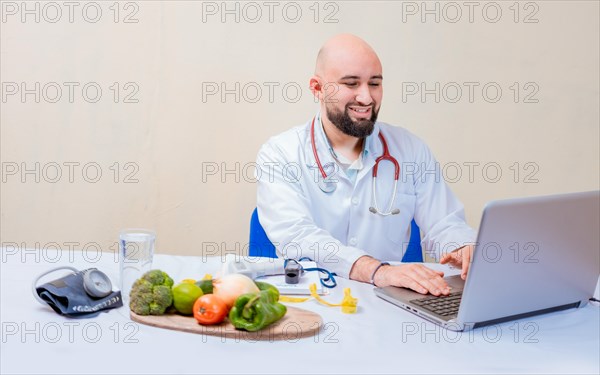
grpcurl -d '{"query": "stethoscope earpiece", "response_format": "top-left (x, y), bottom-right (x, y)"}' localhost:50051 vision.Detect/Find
top-left (369, 206), bottom-right (400, 216)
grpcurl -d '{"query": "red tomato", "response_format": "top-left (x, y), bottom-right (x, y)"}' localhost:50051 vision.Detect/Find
top-left (193, 294), bottom-right (228, 325)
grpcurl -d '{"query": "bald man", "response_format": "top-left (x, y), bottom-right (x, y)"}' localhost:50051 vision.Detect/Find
top-left (256, 34), bottom-right (476, 296)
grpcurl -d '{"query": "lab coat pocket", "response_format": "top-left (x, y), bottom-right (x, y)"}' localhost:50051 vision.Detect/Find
top-left (385, 193), bottom-right (417, 247)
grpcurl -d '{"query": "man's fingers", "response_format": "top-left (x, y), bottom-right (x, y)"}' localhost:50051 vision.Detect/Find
top-left (460, 245), bottom-right (473, 280)
top-left (389, 264), bottom-right (451, 295)
top-left (461, 256), bottom-right (470, 280)
top-left (415, 278), bottom-right (442, 296)
top-left (441, 251), bottom-right (462, 266)
top-left (411, 266), bottom-right (449, 296)
top-left (407, 278), bottom-right (445, 296)
top-left (405, 278), bottom-right (428, 294)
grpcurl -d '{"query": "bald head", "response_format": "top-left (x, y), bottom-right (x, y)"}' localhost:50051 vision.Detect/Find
top-left (315, 34), bottom-right (382, 76)
top-left (310, 34), bottom-right (384, 141)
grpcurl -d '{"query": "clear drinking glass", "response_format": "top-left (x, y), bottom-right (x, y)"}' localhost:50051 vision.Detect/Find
top-left (119, 229), bottom-right (155, 303)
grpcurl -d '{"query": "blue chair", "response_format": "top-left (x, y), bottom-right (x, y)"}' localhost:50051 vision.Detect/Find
top-left (249, 208), bottom-right (423, 262)
top-left (249, 208), bottom-right (278, 258)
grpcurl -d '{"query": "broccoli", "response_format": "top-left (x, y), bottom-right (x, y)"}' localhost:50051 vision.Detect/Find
top-left (129, 270), bottom-right (174, 315)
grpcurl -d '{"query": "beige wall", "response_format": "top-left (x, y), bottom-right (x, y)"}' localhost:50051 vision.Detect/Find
top-left (1, 1), bottom-right (598, 257)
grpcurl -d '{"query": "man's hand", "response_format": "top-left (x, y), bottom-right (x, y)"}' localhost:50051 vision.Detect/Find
top-left (375, 263), bottom-right (450, 296)
top-left (440, 245), bottom-right (474, 280)
top-left (350, 256), bottom-right (450, 296)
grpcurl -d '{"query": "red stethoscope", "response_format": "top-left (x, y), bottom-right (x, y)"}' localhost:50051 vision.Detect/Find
top-left (310, 116), bottom-right (400, 216)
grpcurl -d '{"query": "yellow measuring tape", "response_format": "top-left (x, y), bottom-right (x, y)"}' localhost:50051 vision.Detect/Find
top-left (279, 283), bottom-right (358, 314)
top-left (181, 277), bottom-right (357, 314)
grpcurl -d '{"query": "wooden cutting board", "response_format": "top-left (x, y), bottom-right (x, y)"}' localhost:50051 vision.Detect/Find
top-left (131, 306), bottom-right (322, 341)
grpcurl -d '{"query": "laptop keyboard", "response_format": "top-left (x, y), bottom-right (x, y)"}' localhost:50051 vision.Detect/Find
top-left (410, 292), bottom-right (463, 317)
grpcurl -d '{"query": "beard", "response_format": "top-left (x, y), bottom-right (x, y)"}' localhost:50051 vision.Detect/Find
top-left (325, 103), bottom-right (379, 138)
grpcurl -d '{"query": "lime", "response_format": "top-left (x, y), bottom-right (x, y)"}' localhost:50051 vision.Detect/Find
top-left (172, 283), bottom-right (203, 315)
top-left (195, 279), bottom-right (213, 295)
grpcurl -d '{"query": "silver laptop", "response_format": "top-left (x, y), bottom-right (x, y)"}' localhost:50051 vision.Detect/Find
top-left (374, 190), bottom-right (600, 331)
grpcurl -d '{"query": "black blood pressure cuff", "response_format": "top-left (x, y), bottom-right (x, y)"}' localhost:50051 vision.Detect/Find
top-left (36, 271), bottom-right (122, 318)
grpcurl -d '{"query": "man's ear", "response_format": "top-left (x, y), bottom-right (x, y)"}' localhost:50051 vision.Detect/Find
top-left (309, 77), bottom-right (322, 100)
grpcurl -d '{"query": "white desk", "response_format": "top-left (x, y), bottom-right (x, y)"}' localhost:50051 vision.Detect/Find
top-left (1, 249), bottom-right (599, 374)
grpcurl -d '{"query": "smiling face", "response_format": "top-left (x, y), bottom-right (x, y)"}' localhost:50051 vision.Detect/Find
top-left (311, 35), bottom-right (383, 139)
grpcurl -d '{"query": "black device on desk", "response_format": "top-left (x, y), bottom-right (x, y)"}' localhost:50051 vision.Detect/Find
top-left (32, 267), bottom-right (123, 317)
top-left (285, 260), bottom-right (301, 284)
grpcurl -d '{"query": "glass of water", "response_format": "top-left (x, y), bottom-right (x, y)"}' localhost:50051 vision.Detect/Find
top-left (119, 229), bottom-right (155, 304)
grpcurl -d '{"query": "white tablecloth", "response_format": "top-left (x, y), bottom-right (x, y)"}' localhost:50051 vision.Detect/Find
top-left (1, 248), bottom-right (599, 374)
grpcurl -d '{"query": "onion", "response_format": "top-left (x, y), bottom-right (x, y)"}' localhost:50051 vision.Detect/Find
top-left (213, 274), bottom-right (259, 308)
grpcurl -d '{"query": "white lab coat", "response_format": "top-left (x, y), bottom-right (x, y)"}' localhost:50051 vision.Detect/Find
top-left (256, 115), bottom-right (476, 278)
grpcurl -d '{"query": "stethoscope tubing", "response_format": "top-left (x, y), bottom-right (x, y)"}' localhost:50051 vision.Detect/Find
top-left (310, 116), bottom-right (401, 215)
top-left (310, 117), bottom-right (328, 179)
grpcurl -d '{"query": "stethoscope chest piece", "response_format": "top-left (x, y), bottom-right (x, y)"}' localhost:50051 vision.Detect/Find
top-left (318, 177), bottom-right (337, 193)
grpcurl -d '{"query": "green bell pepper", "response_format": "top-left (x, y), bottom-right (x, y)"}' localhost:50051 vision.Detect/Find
top-left (228, 288), bottom-right (287, 332)
top-left (254, 281), bottom-right (280, 299)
